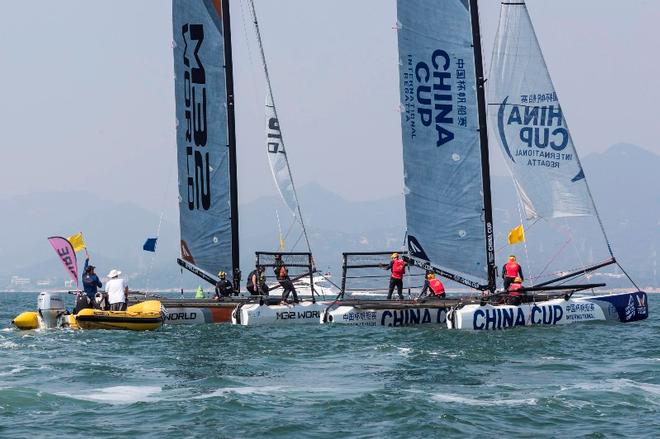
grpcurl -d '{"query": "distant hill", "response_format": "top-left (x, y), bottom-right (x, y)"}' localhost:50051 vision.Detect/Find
top-left (1, 143), bottom-right (657, 290)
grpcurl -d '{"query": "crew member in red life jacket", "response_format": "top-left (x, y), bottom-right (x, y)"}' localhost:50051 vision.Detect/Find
top-left (502, 255), bottom-right (524, 291)
top-left (420, 273), bottom-right (446, 299)
top-left (383, 252), bottom-right (407, 300)
top-left (507, 276), bottom-right (524, 305)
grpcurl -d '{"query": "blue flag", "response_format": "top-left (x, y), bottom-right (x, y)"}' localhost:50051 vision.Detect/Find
top-left (143, 238), bottom-right (158, 252)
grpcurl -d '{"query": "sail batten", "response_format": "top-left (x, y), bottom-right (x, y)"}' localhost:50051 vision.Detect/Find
top-left (488, 2), bottom-right (595, 220)
top-left (172, 0), bottom-right (234, 278)
top-left (397, 0), bottom-right (489, 286)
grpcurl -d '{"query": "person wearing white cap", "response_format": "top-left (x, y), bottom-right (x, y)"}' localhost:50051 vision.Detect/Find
top-left (105, 269), bottom-right (128, 311)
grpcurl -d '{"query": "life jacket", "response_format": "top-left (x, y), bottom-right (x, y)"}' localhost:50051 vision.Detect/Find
top-left (504, 261), bottom-right (521, 278)
top-left (429, 278), bottom-right (445, 296)
top-left (391, 259), bottom-right (406, 279)
top-left (508, 282), bottom-right (523, 296)
top-left (195, 287), bottom-right (205, 299)
top-left (246, 270), bottom-right (257, 288)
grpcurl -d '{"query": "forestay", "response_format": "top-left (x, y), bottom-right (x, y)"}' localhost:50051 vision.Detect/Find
top-left (172, 0), bottom-right (233, 276)
top-left (397, 0), bottom-right (488, 285)
top-left (488, 1), bottom-right (594, 220)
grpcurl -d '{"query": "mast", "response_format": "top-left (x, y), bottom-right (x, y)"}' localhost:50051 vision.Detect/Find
top-left (468, 0), bottom-right (497, 292)
top-left (221, 0), bottom-right (240, 287)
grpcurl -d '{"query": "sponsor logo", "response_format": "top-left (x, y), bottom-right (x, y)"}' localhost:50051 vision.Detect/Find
top-left (381, 308), bottom-right (446, 327)
top-left (636, 294), bottom-right (648, 316)
top-left (472, 304), bottom-right (564, 330)
top-left (401, 50), bottom-right (468, 146)
top-left (342, 311), bottom-right (377, 325)
top-left (496, 94), bottom-right (581, 179)
top-left (624, 296), bottom-right (636, 321)
top-left (267, 114), bottom-right (283, 154)
top-left (275, 310), bottom-right (321, 320)
top-left (164, 311), bottom-right (199, 322)
top-left (180, 23), bottom-right (211, 210)
top-left (56, 247), bottom-right (77, 280)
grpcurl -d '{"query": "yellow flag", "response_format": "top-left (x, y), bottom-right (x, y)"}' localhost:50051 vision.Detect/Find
top-left (67, 232), bottom-right (86, 252)
top-left (507, 225), bottom-right (525, 245)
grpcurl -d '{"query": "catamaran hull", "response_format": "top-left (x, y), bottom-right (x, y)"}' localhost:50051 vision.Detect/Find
top-left (232, 302), bottom-right (329, 326)
top-left (162, 306), bottom-right (234, 325)
top-left (321, 305), bottom-right (450, 327)
top-left (448, 291), bottom-right (648, 330)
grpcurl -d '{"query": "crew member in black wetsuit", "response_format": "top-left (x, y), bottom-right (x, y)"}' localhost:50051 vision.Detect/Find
top-left (213, 271), bottom-right (234, 299)
top-left (274, 255), bottom-right (299, 304)
top-left (246, 265), bottom-right (268, 296)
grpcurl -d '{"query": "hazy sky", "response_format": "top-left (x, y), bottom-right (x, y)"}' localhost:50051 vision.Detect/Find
top-left (1, 0), bottom-right (658, 214)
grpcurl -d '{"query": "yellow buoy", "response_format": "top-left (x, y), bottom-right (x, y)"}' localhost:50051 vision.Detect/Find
top-left (12, 311), bottom-right (39, 330)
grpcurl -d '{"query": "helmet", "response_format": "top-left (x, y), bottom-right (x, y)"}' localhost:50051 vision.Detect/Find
top-left (514, 276), bottom-right (522, 283)
top-left (218, 271), bottom-right (226, 278)
top-left (391, 252), bottom-right (399, 259)
top-left (427, 273), bottom-right (435, 280)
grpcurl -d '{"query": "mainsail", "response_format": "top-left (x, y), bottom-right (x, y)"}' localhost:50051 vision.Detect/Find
top-left (488, 1), bottom-right (594, 220)
top-left (397, 0), bottom-right (494, 288)
top-left (172, 0), bottom-right (238, 279)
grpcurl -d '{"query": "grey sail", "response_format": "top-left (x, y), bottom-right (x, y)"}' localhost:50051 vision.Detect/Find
top-left (172, 0), bottom-right (233, 277)
top-left (397, 0), bottom-right (489, 285)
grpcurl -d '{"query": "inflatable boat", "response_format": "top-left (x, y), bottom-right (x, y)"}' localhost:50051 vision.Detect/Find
top-left (11, 292), bottom-right (163, 331)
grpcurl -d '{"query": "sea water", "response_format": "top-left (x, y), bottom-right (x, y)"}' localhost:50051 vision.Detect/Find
top-left (0, 291), bottom-right (658, 438)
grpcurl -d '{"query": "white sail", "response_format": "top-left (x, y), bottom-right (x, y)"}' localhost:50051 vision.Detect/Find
top-left (265, 91), bottom-right (299, 219)
top-left (488, 2), bottom-right (594, 220)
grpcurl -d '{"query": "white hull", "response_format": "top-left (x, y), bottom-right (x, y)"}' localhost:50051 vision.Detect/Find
top-left (231, 301), bottom-right (330, 326)
top-left (448, 291), bottom-right (648, 330)
top-left (322, 305), bottom-right (449, 327)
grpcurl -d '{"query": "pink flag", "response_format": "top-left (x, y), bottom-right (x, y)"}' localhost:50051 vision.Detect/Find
top-left (47, 236), bottom-right (79, 289)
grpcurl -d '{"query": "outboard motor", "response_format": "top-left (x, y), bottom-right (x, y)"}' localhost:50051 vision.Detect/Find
top-left (37, 292), bottom-right (67, 329)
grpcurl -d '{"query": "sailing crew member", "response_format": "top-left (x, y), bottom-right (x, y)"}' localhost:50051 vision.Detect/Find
top-left (81, 257), bottom-right (102, 307)
top-left (214, 272), bottom-right (234, 299)
top-left (507, 276), bottom-right (524, 306)
top-left (383, 253), bottom-right (407, 300)
top-left (246, 265), bottom-right (268, 296)
top-left (195, 285), bottom-right (205, 299)
top-left (502, 255), bottom-right (524, 291)
top-left (420, 272), bottom-right (446, 299)
top-left (105, 269), bottom-right (128, 311)
top-left (274, 254), bottom-right (299, 304)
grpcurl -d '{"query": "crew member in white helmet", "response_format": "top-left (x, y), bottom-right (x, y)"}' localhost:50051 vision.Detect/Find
top-left (105, 269), bottom-right (129, 311)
